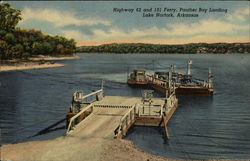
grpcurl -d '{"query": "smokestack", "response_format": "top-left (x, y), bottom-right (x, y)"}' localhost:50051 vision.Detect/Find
top-left (187, 60), bottom-right (192, 76)
top-left (208, 68), bottom-right (213, 88)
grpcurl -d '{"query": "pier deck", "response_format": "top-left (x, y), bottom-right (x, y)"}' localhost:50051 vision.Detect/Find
top-left (93, 96), bottom-right (165, 113)
top-left (68, 95), bottom-right (167, 137)
top-left (67, 89), bottom-right (178, 139)
top-left (68, 107), bottom-right (128, 138)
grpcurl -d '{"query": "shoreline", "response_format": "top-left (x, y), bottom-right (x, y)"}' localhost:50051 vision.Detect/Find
top-left (0, 62), bottom-right (65, 72)
top-left (76, 52), bottom-right (249, 55)
top-left (1, 137), bottom-right (173, 161)
top-left (30, 55), bottom-right (80, 61)
top-left (1, 136), bottom-right (245, 161)
top-left (0, 55), bottom-right (80, 72)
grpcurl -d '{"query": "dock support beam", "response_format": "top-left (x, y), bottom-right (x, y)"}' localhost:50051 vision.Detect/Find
top-left (163, 114), bottom-right (170, 139)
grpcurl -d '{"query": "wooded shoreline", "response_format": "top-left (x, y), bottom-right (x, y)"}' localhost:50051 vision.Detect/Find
top-left (77, 42), bottom-right (250, 54)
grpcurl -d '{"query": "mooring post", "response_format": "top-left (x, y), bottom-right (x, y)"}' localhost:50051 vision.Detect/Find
top-left (134, 104), bottom-right (138, 118)
top-left (163, 113), bottom-right (170, 140)
top-left (142, 101), bottom-right (145, 114)
top-left (165, 126), bottom-right (170, 139)
top-left (149, 100), bottom-right (151, 115)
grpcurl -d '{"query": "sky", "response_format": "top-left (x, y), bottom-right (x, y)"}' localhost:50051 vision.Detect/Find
top-left (8, 1), bottom-right (250, 46)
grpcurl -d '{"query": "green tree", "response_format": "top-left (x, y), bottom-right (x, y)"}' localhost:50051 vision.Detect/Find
top-left (22, 52), bottom-right (30, 59)
top-left (0, 40), bottom-right (10, 59)
top-left (11, 44), bottom-right (24, 58)
top-left (0, 3), bottom-right (22, 31)
top-left (0, 3), bottom-right (77, 60)
top-left (32, 42), bottom-right (43, 55)
top-left (5, 33), bottom-right (16, 44)
top-left (55, 44), bottom-right (66, 55)
top-left (41, 42), bottom-right (54, 54)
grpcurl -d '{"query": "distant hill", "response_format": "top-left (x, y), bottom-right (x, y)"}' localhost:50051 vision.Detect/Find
top-left (77, 42), bottom-right (250, 54)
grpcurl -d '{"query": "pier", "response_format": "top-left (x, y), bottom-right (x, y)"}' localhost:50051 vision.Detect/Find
top-left (66, 84), bottom-right (178, 139)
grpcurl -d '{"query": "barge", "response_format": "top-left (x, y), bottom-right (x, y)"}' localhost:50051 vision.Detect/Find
top-left (127, 60), bottom-right (214, 96)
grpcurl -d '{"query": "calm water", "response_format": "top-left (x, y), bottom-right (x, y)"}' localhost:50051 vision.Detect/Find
top-left (0, 53), bottom-right (250, 159)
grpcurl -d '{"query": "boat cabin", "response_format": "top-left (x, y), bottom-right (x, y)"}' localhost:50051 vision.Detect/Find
top-left (130, 69), bottom-right (146, 82)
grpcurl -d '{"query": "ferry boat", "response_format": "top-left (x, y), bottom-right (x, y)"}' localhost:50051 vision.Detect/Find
top-left (127, 69), bottom-right (149, 87)
top-left (151, 60), bottom-right (214, 95)
top-left (128, 60), bottom-right (214, 96)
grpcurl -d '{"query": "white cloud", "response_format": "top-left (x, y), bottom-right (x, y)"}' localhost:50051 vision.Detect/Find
top-left (91, 28), bottom-right (129, 39)
top-left (82, 18), bottom-right (249, 42)
top-left (21, 8), bottom-right (111, 27)
top-left (227, 6), bottom-right (250, 22)
top-left (21, 7), bottom-right (248, 45)
top-left (82, 6), bottom-right (249, 42)
top-left (166, 19), bottom-right (248, 36)
top-left (62, 29), bottom-right (89, 41)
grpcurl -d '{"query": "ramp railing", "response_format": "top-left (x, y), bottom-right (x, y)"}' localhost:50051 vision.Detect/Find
top-left (166, 93), bottom-right (177, 110)
top-left (114, 104), bottom-right (137, 138)
top-left (67, 104), bottom-right (93, 134)
top-left (81, 89), bottom-right (103, 101)
top-left (147, 74), bottom-right (167, 86)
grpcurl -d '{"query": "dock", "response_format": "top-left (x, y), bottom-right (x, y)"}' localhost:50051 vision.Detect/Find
top-left (66, 85), bottom-right (178, 139)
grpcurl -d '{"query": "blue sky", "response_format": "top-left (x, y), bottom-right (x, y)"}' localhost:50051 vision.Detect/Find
top-left (9, 1), bottom-right (250, 46)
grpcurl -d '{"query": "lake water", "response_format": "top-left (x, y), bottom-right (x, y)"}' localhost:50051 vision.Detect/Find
top-left (0, 53), bottom-right (250, 159)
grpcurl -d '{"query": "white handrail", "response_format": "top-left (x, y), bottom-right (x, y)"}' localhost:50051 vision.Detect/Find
top-left (67, 104), bottom-right (93, 134)
top-left (120, 105), bottom-right (136, 123)
top-left (81, 89), bottom-right (103, 100)
top-left (115, 105), bottom-right (136, 136)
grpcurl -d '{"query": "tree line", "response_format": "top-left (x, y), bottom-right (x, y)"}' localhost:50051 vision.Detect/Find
top-left (77, 42), bottom-right (250, 54)
top-left (0, 3), bottom-right (76, 60)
